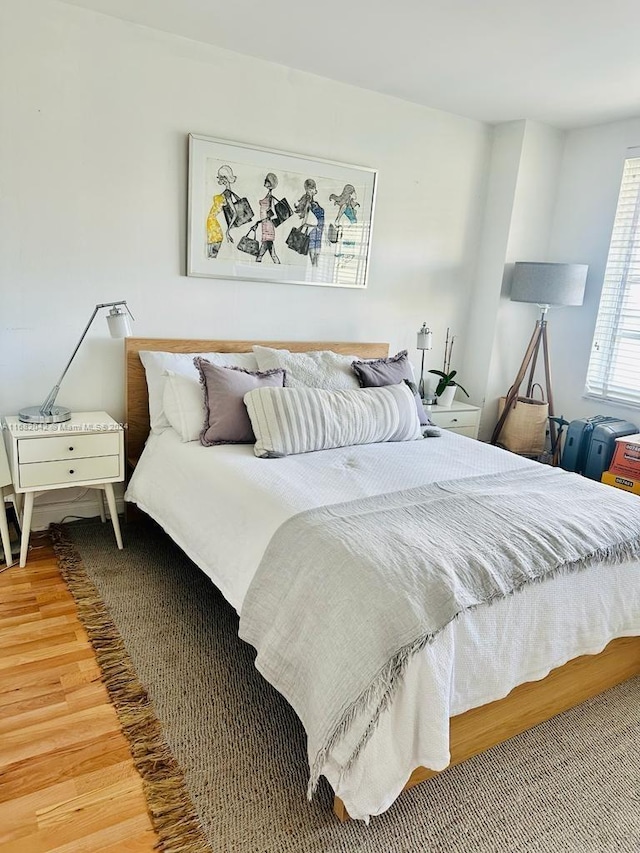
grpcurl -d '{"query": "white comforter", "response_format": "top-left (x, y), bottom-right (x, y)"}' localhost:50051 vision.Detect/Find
top-left (126, 429), bottom-right (640, 820)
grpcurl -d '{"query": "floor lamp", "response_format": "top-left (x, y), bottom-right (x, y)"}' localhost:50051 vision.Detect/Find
top-left (491, 262), bottom-right (588, 456)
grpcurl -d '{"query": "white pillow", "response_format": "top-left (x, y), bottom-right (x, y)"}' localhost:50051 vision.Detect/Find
top-left (244, 382), bottom-right (422, 458)
top-left (162, 370), bottom-right (205, 442)
top-left (139, 350), bottom-right (259, 434)
top-left (252, 345), bottom-right (361, 391)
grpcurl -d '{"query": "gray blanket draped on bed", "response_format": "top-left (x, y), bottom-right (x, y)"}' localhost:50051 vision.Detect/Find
top-left (238, 466), bottom-right (640, 794)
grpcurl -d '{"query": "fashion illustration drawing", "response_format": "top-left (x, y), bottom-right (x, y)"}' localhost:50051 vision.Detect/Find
top-left (294, 178), bottom-right (325, 266)
top-left (256, 172), bottom-right (280, 263)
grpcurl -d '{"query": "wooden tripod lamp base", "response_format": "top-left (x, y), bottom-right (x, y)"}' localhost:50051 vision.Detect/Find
top-left (491, 306), bottom-right (556, 450)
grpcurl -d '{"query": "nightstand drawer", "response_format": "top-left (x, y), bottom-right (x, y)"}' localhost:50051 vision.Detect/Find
top-left (429, 409), bottom-right (478, 430)
top-left (17, 432), bottom-right (120, 464)
top-left (448, 426), bottom-right (478, 438)
top-left (19, 455), bottom-right (120, 488)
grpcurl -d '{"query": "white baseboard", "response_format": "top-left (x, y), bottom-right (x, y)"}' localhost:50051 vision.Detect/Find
top-left (29, 491), bottom-right (126, 531)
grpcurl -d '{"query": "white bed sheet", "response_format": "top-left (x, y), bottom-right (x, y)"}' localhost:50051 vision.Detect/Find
top-left (126, 429), bottom-right (640, 820)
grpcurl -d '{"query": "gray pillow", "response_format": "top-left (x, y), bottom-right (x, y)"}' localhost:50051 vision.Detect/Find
top-left (351, 350), bottom-right (430, 426)
top-left (194, 358), bottom-right (286, 446)
top-left (244, 383), bottom-right (422, 458)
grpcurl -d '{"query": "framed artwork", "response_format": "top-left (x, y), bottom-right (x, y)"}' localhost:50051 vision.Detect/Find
top-left (187, 134), bottom-right (377, 289)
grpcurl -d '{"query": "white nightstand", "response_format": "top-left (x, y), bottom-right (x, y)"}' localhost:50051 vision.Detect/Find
top-left (426, 400), bottom-right (481, 439)
top-left (3, 411), bottom-right (124, 567)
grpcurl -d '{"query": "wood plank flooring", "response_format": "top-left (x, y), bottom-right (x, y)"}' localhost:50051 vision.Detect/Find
top-left (0, 533), bottom-right (159, 852)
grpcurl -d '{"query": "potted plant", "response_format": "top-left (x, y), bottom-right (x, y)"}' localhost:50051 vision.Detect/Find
top-left (429, 328), bottom-right (469, 406)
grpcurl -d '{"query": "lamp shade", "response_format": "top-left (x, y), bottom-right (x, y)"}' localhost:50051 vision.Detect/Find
top-left (106, 306), bottom-right (132, 338)
top-left (510, 262), bottom-right (588, 307)
top-left (416, 322), bottom-right (433, 351)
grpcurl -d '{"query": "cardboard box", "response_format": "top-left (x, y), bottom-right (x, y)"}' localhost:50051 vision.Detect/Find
top-left (601, 470), bottom-right (640, 495)
top-left (609, 433), bottom-right (640, 478)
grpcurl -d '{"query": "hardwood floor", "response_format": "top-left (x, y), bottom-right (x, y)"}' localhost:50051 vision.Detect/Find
top-left (0, 533), bottom-right (159, 852)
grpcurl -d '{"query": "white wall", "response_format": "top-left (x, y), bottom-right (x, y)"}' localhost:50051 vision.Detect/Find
top-left (461, 121), bottom-right (524, 421)
top-left (0, 0), bottom-right (490, 420)
top-left (548, 118), bottom-right (640, 425)
top-left (460, 120), bottom-right (565, 440)
top-left (0, 0), bottom-right (491, 521)
top-left (482, 121), bottom-right (565, 439)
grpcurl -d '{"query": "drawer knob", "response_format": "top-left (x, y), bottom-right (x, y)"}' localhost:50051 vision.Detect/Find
top-left (69, 469), bottom-right (75, 475)
top-left (451, 418), bottom-right (458, 423)
top-left (68, 446), bottom-right (74, 451)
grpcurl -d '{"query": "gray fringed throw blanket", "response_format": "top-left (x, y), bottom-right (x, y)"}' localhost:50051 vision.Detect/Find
top-left (238, 466), bottom-right (640, 794)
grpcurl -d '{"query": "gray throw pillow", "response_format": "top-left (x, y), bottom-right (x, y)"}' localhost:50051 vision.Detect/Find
top-left (194, 358), bottom-right (286, 446)
top-left (245, 383), bottom-right (422, 458)
top-left (351, 350), bottom-right (430, 426)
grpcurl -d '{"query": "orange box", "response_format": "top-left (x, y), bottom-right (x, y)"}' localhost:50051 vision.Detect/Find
top-left (609, 433), bottom-right (640, 478)
top-left (601, 470), bottom-right (640, 495)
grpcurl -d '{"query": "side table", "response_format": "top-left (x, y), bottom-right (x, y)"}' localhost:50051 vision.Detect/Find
top-left (3, 411), bottom-right (124, 567)
top-left (426, 400), bottom-right (482, 439)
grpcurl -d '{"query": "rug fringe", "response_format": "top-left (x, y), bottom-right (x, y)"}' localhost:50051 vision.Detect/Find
top-left (50, 523), bottom-right (213, 853)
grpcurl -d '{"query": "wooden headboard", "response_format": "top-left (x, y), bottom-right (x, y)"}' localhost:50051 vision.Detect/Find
top-left (125, 337), bottom-right (389, 467)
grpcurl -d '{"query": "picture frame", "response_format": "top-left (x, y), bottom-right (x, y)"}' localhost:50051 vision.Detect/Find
top-left (187, 134), bottom-right (377, 289)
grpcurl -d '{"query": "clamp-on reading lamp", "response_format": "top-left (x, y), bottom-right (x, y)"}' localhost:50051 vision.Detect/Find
top-left (19, 301), bottom-right (134, 424)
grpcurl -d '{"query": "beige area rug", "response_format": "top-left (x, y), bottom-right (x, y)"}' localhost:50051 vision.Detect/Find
top-left (53, 518), bottom-right (640, 853)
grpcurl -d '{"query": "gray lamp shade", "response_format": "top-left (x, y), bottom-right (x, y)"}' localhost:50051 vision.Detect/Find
top-left (510, 262), bottom-right (588, 307)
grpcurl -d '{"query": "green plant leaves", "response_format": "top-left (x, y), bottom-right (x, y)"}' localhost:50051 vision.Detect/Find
top-left (427, 368), bottom-right (469, 397)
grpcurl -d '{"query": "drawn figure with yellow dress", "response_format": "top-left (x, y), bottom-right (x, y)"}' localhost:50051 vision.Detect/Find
top-left (206, 193), bottom-right (225, 258)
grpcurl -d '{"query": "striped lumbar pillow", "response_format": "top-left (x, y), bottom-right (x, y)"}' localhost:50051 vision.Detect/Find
top-left (244, 382), bottom-right (422, 458)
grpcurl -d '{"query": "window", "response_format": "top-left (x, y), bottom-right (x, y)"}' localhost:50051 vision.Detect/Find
top-left (586, 156), bottom-right (640, 407)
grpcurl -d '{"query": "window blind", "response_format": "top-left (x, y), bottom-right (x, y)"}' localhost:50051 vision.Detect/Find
top-left (585, 156), bottom-right (640, 407)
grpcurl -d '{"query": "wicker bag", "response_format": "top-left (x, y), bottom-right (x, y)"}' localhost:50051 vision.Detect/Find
top-left (497, 384), bottom-right (549, 455)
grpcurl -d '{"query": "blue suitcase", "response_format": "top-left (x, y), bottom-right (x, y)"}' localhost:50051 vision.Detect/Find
top-left (561, 416), bottom-right (619, 474)
top-left (583, 419), bottom-right (638, 480)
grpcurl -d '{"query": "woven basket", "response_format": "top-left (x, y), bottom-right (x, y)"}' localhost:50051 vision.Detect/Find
top-left (497, 385), bottom-right (548, 455)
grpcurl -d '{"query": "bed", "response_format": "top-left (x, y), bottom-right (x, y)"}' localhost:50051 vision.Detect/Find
top-left (123, 337), bottom-right (640, 822)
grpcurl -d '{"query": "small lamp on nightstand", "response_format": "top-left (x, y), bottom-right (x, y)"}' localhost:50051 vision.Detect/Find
top-left (416, 322), bottom-right (433, 401)
top-left (19, 300), bottom-right (134, 425)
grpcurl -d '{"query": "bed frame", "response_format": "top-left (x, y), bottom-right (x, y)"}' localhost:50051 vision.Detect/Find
top-left (124, 337), bottom-right (640, 822)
